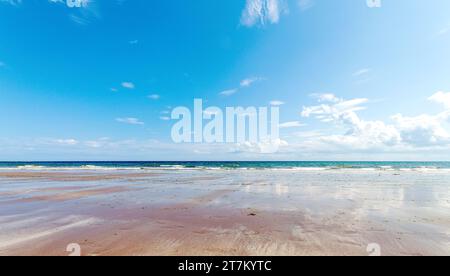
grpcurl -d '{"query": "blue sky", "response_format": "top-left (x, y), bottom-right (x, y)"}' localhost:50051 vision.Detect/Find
top-left (1, 0), bottom-right (450, 161)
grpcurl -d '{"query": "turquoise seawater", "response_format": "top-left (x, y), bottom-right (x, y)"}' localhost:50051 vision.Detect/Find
top-left (0, 161), bottom-right (450, 170)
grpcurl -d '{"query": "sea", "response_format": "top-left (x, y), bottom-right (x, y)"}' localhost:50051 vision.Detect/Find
top-left (0, 161), bottom-right (450, 171)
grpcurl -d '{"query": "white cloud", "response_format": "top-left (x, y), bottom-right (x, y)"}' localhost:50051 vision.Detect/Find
top-left (148, 94), bottom-right (160, 100)
top-left (302, 94), bottom-right (369, 123)
top-left (319, 120), bottom-right (401, 150)
top-left (279, 121), bottom-right (305, 129)
top-left (390, 92), bottom-right (450, 146)
top-left (270, 100), bottom-right (285, 106)
top-left (84, 137), bottom-right (112, 148)
top-left (84, 141), bottom-right (102, 148)
top-left (302, 94), bottom-right (401, 149)
top-left (352, 68), bottom-right (371, 77)
top-left (310, 93), bottom-right (341, 103)
top-left (240, 77), bottom-right (263, 87)
top-left (436, 26), bottom-right (450, 37)
top-left (428, 91), bottom-right (450, 109)
top-left (0, 0), bottom-right (22, 5)
top-left (219, 89), bottom-right (238, 96)
top-left (240, 0), bottom-right (287, 27)
top-left (69, 14), bottom-right (90, 25)
top-left (67, 0), bottom-right (100, 26)
top-left (392, 113), bottom-right (450, 146)
top-left (301, 92), bottom-right (450, 150)
top-left (53, 139), bottom-right (79, 146)
top-left (121, 82), bottom-right (135, 89)
top-left (116, 117), bottom-right (144, 125)
top-left (220, 77), bottom-right (263, 96)
top-left (232, 138), bottom-right (288, 154)
top-left (298, 0), bottom-right (313, 11)
top-left (160, 116), bottom-right (170, 121)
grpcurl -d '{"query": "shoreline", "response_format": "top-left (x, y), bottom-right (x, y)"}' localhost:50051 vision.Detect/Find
top-left (1, 169), bottom-right (449, 256)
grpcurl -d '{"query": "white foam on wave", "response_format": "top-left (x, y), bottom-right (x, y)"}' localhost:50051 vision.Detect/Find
top-left (17, 165), bottom-right (47, 170)
top-left (0, 165), bottom-right (144, 171)
top-left (2, 164), bottom-right (450, 173)
top-left (270, 167), bottom-right (329, 171)
top-left (79, 165), bottom-right (142, 171)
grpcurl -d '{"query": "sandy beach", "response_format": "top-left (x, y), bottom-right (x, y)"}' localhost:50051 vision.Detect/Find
top-left (0, 168), bottom-right (449, 256)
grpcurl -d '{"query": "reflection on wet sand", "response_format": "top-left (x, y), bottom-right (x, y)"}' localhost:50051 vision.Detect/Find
top-left (0, 169), bottom-right (449, 256)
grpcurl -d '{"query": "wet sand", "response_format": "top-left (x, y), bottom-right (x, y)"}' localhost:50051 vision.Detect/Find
top-left (0, 169), bottom-right (449, 256)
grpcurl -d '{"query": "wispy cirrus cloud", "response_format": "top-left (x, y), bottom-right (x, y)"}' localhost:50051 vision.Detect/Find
top-left (147, 94), bottom-right (160, 100)
top-left (53, 138), bottom-right (79, 146)
top-left (240, 0), bottom-right (287, 27)
top-left (279, 121), bottom-right (305, 129)
top-left (352, 68), bottom-right (373, 84)
top-left (69, 14), bottom-right (91, 25)
top-left (0, 0), bottom-right (22, 5)
top-left (47, 0), bottom-right (100, 25)
top-left (121, 82), bottom-right (135, 89)
top-left (298, 0), bottom-right (314, 11)
top-left (219, 89), bottom-right (238, 96)
top-left (48, 0), bottom-right (65, 4)
top-left (270, 100), bottom-right (285, 106)
top-left (240, 76), bottom-right (263, 87)
top-left (116, 117), bottom-right (144, 125)
top-left (310, 93), bottom-right (341, 103)
top-left (220, 77), bottom-right (264, 97)
top-left (352, 68), bottom-right (371, 77)
top-left (435, 26), bottom-right (450, 37)
top-left (302, 95), bottom-right (370, 123)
